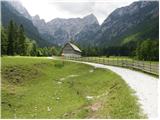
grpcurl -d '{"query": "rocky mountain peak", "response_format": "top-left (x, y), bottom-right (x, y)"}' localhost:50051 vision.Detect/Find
top-left (83, 13), bottom-right (99, 25)
top-left (33, 15), bottom-right (40, 20)
top-left (102, 1), bottom-right (158, 26)
top-left (32, 13), bottom-right (100, 45)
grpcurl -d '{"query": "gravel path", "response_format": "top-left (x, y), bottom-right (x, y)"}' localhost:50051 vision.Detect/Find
top-left (50, 57), bottom-right (158, 118)
top-left (71, 61), bottom-right (158, 118)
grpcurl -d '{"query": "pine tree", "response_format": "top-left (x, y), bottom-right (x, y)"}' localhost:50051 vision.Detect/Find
top-left (18, 24), bottom-right (26, 55)
top-left (13, 23), bottom-right (19, 55)
top-left (7, 20), bottom-right (15, 55)
top-left (30, 42), bottom-right (37, 56)
top-left (1, 27), bottom-right (8, 55)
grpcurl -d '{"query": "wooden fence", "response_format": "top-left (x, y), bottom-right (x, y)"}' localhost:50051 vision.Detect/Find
top-left (64, 56), bottom-right (159, 76)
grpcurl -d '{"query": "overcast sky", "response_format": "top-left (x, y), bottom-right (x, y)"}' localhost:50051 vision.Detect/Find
top-left (18, 0), bottom-right (140, 24)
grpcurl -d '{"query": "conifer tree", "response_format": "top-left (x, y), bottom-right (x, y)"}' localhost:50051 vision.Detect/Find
top-left (7, 20), bottom-right (15, 55)
top-left (13, 23), bottom-right (19, 55)
top-left (1, 27), bottom-right (8, 55)
top-left (18, 24), bottom-right (26, 55)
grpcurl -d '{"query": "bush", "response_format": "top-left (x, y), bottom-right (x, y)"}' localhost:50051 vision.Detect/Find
top-left (54, 61), bottom-right (64, 68)
top-left (136, 40), bottom-right (159, 61)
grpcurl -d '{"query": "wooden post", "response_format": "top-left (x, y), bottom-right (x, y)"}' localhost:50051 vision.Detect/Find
top-left (103, 57), bottom-right (104, 64)
top-left (143, 60), bottom-right (144, 71)
top-left (112, 57), bottom-right (114, 65)
top-left (122, 58), bottom-right (123, 67)
top-left (132, 58), bottom-right (134, 69)
top-left (150, 61), bottom-right (151, 72)
top-left (62, 55), bottom-right (64, 65)
top-left (126, 58), bottom-right (128, 68)
top-left (108, 57), bottom-right (109, 65)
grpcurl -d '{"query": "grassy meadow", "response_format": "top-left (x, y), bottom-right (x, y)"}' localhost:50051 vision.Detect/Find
top-left (1, 56), bottom-right (145, 118)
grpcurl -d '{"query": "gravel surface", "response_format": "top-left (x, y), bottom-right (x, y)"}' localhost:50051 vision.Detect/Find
top-left (81, 62), bottom-right (158, 119)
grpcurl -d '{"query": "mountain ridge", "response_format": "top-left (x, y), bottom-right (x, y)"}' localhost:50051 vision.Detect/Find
top-left (32, 13), bottom-right (100, 45)
top-left (94, 1), bottom-right (159, 47)
top-left (2, 1), bottom-right (159, 48)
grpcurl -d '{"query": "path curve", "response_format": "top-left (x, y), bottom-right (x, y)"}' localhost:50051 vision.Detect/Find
top-left (67, 60), bottom-right (158, 118)
top-left (50, 57), bottom-right (158, 118)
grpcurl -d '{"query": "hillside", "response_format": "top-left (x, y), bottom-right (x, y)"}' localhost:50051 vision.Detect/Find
top-left (94, 1), bottom-right (159, 47)
top-left (1, 1), bottom-right (51, 47)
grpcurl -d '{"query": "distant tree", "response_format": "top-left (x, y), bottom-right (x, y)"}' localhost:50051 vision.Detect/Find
top-left (43, 47), bottom-right (48, 56)
top-left (30, 42), bottom-right (37, 56)
top-left (136, 40), bottom-right (159, 61)
top-left (1, 27), bottom-right (8, 55)
top-left (7, 20), bottom-right (15, 55)
top-left (151, 41), bottom-right (159, 61)
top-left (24, 38), bottom-right (36, 56)
top-left (13, 23), bottom-right (19, 55)
top-left (49, 47), bottom-right (58, 56)
top-left (37, 48), bottom-right (43, 56)
top-left (18, 24), bottom-right (26, 55)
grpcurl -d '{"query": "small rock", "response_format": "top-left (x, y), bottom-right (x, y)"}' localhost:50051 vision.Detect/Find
top-left (60, 78), bottom-right (65, 81)
top-left (35, 106), bottom-right (37, 110)
top-left (57, 81), bottom-right (62, 84)
top-left (86, 96), bottom-right (93, 100)
top-left (89, 69), bottom-right (94, 73)
top-left (56, 97), bottom-right (60, 100)
top-left (47, 106), bottom-right (51, 112)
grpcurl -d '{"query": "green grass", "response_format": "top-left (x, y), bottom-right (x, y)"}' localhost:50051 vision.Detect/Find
top-left (122, 33), bottom-right (140, 45)
top-left (1, 56), bottom-right (145, 119)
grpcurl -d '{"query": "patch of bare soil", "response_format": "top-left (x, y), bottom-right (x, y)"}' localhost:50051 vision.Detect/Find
top-left (2, 65), bottom-right (40, 85)
top-left (89, 102), bottom-right (102, 112)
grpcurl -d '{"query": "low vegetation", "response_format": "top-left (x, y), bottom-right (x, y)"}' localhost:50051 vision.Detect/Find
top-left (1, 57), bottom-right (145, 118)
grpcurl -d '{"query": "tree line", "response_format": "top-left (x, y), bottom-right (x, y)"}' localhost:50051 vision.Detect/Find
top-left (80, 40), bottom-right (159, 61)
top-left (1, 20), bottom-right (58, 56)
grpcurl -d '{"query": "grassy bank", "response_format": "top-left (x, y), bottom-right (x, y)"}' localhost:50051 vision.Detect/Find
top-left (1, 56), bottom-right (145, 118)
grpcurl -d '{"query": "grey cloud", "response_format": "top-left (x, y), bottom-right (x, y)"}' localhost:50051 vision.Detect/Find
top-left (52, 2), bottom-right (95, 15)
top-left (50, 1), bottom-right (135, 24)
